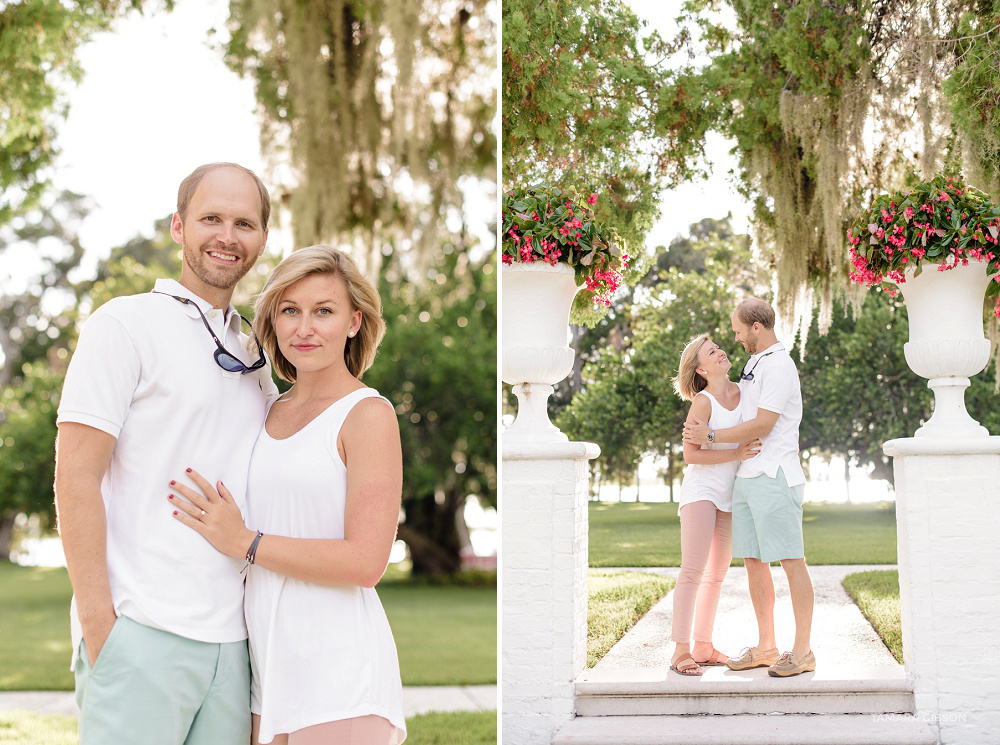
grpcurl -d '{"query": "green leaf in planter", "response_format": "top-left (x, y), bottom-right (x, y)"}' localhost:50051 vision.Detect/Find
top-left (927, 245), bottom-right (944, 258)
top-left (581, 250), bottom-right (597, 266)
top-left (913, 264), bottom-right (923, 278)
top-left (512, 201), bottom-right (529, 212)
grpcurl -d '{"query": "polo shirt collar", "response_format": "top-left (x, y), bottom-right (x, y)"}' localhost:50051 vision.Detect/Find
top-left (756, 341), bottom-right (784, 358)
top-left (152, 278), bottom-right (242, 334)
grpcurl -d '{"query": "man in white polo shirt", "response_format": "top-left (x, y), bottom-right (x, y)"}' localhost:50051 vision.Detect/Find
top-left (683, 297), bottom-right (816, 677)
top-left (54, 162), bottom-right (278, 744)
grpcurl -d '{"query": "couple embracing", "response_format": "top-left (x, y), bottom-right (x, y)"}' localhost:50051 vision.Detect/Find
top-left (668, 297), bottom-right (816, 679)
top-left (55, 163), bottom-right (406, 744)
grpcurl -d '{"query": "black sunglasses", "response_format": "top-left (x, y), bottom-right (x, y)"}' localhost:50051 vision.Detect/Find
top-left (739, 350), bottom-right (776, 382)
top-left (153, 291), bottom-right (266, 374)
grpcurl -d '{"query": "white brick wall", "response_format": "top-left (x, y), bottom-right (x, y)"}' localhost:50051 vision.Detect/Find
top-left (502, 441), bottom-right (600, 745)
top-left (885, 438), bottom-right (1000, 744)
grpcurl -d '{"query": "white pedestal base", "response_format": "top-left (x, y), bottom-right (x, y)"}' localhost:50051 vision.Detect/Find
top-left (505, 383), bottom-right (569, 444)
top-left (916, 377), bottom-right (989, 438)
top-left (501, 441), bottom-right (600, 745)
top-left (884, 437), bottom-right (1000, 743)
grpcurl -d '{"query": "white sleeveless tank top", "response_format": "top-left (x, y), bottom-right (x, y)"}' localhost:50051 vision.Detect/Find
top-left (678, 389), bottom-right (743, 512)
top-left (243, 388), bottom-right (406, 744)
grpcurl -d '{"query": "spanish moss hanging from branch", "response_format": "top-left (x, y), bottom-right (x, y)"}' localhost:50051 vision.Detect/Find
top-left (226, 0), bottom-right (495, 273)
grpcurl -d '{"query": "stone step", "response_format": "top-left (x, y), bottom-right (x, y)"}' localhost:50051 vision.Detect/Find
top-left (576, 664), bottom-right (915, 716)
top-left (551, 713), bottom-right (939, 745)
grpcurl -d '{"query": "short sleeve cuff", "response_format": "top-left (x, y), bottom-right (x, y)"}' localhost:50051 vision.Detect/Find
top-left (758, 403), bottom-right (783, 414)
top-left (56, 411), bottom-right (123, 439)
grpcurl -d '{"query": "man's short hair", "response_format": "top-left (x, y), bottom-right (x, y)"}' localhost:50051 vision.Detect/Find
top-left (177, 162), bottom-right (271, 230)
top-left (735, 297), bottom-right (775, 330)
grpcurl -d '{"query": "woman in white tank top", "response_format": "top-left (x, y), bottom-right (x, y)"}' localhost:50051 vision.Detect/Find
top-left (169, 246), bottom-right (406, 744)
top-left (669, 333), bottom-right (760, 677)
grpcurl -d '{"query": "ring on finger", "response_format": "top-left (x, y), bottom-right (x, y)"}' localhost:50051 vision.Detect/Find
top-left (200, 509), bottom-right (206, 517)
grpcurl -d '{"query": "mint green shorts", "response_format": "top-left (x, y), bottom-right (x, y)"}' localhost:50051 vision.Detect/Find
top-left (731, 468), bottom-right (805, 563)
top-left (75, 615), bottom-right (251, 745)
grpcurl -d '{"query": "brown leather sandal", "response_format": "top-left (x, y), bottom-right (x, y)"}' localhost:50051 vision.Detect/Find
top-left (670, 653), bottom-right (704, 676)
top-left (694, 648), bottom-right (729, 666)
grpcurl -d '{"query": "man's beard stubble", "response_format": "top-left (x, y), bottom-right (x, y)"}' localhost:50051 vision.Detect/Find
top-left (183, 241), bottom-right (255, 290)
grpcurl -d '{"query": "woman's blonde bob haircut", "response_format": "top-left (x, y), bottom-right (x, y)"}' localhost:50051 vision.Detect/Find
top-left (252, 245), bottom-right (386, 382)
top-left (673, 333), bottom-right (711, 402)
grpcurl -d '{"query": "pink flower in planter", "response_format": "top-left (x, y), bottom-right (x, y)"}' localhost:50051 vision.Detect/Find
top-left (587, 193), bottom-right (598, 205)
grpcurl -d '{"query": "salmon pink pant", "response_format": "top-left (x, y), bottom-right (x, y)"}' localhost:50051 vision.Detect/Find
top-left (670, 500), bottom-right (733, 644)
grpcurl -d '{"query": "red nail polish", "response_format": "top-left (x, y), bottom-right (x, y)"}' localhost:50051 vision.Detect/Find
top-left (173, 511), bottom-right (178, 516)
top-left (186, 468), bottom-right (192, 473)
top-left (169, 480), bottom-right (175, 486)
top-left (168, 495), bottom-right (174, 500)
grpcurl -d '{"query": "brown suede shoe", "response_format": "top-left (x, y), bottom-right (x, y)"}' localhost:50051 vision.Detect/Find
top-left (725, 646), bottom-right (779, 670)
top-left (767, 650), bottom-right (816, 677)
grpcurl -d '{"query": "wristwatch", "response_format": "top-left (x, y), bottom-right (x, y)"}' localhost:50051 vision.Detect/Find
top-left (707, 430), bottom-right (715, 444)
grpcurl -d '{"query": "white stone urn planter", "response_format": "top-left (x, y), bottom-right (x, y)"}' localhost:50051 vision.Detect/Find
top-left (501, 262), bottom-right (581, 443)
top-left (891, 258), bottom-right (997, 437)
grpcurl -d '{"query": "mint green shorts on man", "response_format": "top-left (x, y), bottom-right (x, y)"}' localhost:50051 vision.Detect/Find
top-left (731, 467), bottom-right (805, 563)
top-left (75, 615), bottom-right (251, 745)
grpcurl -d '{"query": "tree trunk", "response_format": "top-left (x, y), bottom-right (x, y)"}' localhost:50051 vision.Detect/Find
top-left (0, 513), bottom-right (16, 561)
top-left (399, 490), bottom-right (465, 576)
top-left (871, 455), bottom-right (895, 487)
top-left (844, 457), bottom-right (852, 504)
top-left (397, 525), bottom-right (461, 575)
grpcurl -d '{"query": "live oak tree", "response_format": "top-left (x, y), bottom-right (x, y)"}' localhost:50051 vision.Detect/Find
top-left (502, 0), bottom-right (719, 323)
top-left (505, 0), bottom-right (1000, 337)
top-left (225, 0), bottom-right (496, 274)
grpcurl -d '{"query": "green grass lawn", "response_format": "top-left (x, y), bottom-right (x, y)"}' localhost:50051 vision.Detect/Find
top-left (0, 563), bottom-right (495, 690)
top-left (0, 711), bottom-right (77, 745)
top-left (0, 565), bottom-right (75, 690)
top-left (842, 569), bottom-right (902, 663)
top-left (589, 501), bottom-right (898, 567)
top-left (587, 570), bottom-right (674, 667)
top-left (379, 582), bottom-right (497, 685)
top-left (0, 710), bottom-right (497, 745)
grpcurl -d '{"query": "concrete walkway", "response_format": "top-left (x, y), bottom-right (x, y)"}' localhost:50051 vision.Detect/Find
top-left (0, 685), bottom-right (497, 719)
top-left (593, 564), bottom-right (899, 672)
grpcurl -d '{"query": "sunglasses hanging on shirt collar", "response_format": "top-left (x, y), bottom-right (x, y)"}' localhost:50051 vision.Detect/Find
top-left (739, 346), bottom-right (782, 382)
top-left (153, 291), bottom-right (266, 374)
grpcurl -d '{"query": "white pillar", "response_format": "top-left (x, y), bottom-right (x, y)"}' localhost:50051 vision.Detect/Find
top-left (501, 441), bottom-right (600, 745)
top-left (884, 437), bottom-right (1000, 743)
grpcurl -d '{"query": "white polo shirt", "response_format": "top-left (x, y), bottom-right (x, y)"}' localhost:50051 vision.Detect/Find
top-left (57, 278), bottom-right (279, 663)
top-left (736, 342), bottom-right (806, 487)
